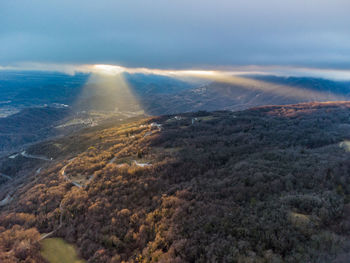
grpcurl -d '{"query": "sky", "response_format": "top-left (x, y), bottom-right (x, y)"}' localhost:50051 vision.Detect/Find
top-left (1, 0), bottom-right (350, 70)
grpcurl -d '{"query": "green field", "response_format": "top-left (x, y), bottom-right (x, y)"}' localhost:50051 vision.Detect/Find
top-left (41, 238), bottom-right (85, 263)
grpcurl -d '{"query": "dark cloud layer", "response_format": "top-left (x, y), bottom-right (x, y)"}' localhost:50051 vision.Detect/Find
top-left (1, 0), bottom-right (350, 68)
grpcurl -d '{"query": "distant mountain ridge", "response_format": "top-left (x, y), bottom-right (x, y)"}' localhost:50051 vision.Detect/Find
top-left (1, 70), bottom-right (350, 114)
top-left (1, 70), bottom-right (350, 156)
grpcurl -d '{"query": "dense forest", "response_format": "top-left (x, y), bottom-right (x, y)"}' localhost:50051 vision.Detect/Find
top-left (1, 102), bottom-right (350, 262)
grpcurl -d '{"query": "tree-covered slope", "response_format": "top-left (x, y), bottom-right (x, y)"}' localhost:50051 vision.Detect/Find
top-left (2, 102), bottom-right (350, 262)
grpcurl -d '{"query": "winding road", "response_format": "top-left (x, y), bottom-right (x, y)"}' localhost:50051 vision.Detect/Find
top-left (60, 158), bottom-right (82, 188)
top-left (40, 201), bottom-right (64, 240)
top-left (21, 151), bottom-right (53, 161)
top-left (0, 194), bottom-right (12, 207)
top-left (0, 173), bottom-right (12, 181)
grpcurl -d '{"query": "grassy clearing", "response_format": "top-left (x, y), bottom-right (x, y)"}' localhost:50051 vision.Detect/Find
top-left (198, 116), bottom-right (217, 121)
top-left (41, 238), bottom-right (85, 263)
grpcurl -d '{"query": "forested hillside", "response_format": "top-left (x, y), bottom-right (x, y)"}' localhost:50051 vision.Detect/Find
top-left (1, 102), bottom-right (350, 262)
top-left (0, 107), bottom-right (69, 154)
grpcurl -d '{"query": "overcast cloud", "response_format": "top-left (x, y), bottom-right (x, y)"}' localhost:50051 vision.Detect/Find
top-left (1, 0), bottom-right (350, 69)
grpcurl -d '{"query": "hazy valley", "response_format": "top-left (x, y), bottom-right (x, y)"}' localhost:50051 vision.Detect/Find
top-left (1, 70), bottom-right (350, 157)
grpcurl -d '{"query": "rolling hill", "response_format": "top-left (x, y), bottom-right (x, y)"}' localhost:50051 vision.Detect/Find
top-left (1, 102), bottom-right (350, 262)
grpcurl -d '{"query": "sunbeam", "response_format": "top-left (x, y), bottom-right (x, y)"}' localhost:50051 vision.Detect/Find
top-left (84, 65), bottom-right (347, 102)
top-left (165, 70), bottom-right (346, 101)
top-left (74, 70), bottom-right (143, 115)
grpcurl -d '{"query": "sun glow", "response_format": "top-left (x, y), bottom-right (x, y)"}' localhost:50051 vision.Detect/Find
top-left (93, 64), bottom-right (125, 75)
top-left (2, 62), bottom-right (346, 102)
top-left (85, 65), bottom-right (346, 101)
top-left (170, 70), bottom-right (218, 76)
